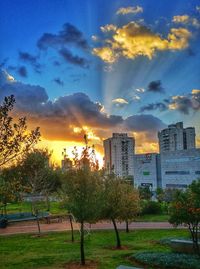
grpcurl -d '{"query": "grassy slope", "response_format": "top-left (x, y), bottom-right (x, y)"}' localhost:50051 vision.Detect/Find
top-left (0, 229), bottom-right (189, 269)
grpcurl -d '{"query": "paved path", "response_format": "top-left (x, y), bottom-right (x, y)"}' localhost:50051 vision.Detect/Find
top-left (0, 220), bottom-right (177, 236)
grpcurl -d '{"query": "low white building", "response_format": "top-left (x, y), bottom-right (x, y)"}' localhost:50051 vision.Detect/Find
top-left (133, 153), bottom-right (160, 190)
top-left (160, 148), bottom-right (200, 189)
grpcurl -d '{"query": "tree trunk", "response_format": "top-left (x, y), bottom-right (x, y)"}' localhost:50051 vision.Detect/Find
top-left (189, 224), bottom-right (200, 255)
top-left (36, 216), bottom-right (41, 236)
top-left (80, 221), bottom-right (85, 265)
top-left (111, 218), bottom-right (121, 248)
top-left (69, 215), bottom-right (74, 242)
top-left (45, 194), bottom-right (50, 211)
top-left (125, 220), bottom-right (129, 233)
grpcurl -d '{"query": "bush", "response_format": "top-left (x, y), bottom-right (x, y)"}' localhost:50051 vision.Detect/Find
top-left (141, 201), bottom-right (162, 215)
top-left (133, 252), bottom-right (200, 269)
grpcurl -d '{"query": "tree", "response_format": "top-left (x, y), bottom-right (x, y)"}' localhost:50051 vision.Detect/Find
top-left (169, 180), bottom-right (200, 255)
top-left (120, 184), bottom-right (140, 233)
top-left (0, 95), bottom-right (40, 168)
top-left (138, 185), bottom-right (153, 200)
top-left (61, 135), bottom-right (102, 265)
top-left (62, 169), bottom-right (102, 265)
top-left (101, 175), bottom-right (138, 248)
top-left (0, 165), bottom-right (24, 216)
top-left (19, 149), bottom-right (61, 234)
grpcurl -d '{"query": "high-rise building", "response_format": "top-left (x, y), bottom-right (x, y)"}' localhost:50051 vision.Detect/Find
top-left (158, 122), bottom-right (196, 153)
top-left (103, 133), bottom-right (135, 177)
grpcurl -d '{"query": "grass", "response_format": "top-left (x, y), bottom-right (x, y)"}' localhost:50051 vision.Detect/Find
top-left (4, 202), bottom-right (169, 222)
top-left (0, 229), bottom-right (191, 269)
top-left (4, 201), bottom-right (66, 215)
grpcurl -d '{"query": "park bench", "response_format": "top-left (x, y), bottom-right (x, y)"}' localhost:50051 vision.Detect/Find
top-left (0, 212), bottom-right (49, 228)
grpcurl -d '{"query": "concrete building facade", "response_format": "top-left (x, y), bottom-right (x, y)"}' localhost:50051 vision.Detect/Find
top-left (160, 148), bottom-right (200, 189)
top-left (133, 153), bottom-right (161, 190)
top-left (103, 133), bottom-right (135, 177)
top-left (158, 122), bottom-right (196, 153)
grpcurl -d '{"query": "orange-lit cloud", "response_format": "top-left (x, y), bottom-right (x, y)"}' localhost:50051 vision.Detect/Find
top-left (93, 22), bottom-right (192, 63)
top-left (172, 15), bottom-right (200, 28)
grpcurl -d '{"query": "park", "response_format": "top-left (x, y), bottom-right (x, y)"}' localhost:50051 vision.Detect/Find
top-left (0, 95), bottom-right (200, 269)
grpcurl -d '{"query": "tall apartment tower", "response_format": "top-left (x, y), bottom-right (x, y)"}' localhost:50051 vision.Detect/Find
top-left (103, 133), bottom-right (135, 177)
top-left (158, 122), bottom-right (196, 153)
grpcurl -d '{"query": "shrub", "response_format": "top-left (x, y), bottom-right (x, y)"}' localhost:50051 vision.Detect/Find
top-left (141, 201), bottom-right (162, 215)
top-left (133, 252), bottom-right (200, 269)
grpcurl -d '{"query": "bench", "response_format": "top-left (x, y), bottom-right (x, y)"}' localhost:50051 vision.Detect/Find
top-left (0, 212), bottom-right (49, 227)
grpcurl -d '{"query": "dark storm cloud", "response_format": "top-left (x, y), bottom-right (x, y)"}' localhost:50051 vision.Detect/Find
top-left (140, 102), bottom-right (168, 112)
top-left (17, 66), bottom-right (28, 77)
top-left (59, 48), bottom-right (89, 68)
top-left (37, 23), bottom-right (89, 50)
top-left (19, 51), bottom-right (42, 73)
top-left (53, 77), bottom-right (64, 86)
top-left (147, 80), bottom-right (164, 93)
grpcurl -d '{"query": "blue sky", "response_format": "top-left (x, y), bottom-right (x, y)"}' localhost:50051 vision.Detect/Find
top-left (0, 0), bottom-right (200, 159)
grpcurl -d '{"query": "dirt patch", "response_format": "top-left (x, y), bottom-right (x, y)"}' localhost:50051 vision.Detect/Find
top-left (63, 261), bottom-right (98, 269)
top-left (105, 245), bottom-right (130, 250)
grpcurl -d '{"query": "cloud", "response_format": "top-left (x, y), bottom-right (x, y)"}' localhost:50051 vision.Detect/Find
top-left (139, 89), bottom-right (200, 114)
top-left (172, 15), bottom-right (200, 28)
top-left (147, 80), bottom-right (164, 93)
top-left (140, 102), bottom-right (168, 112)
top-left (112, 98), bottom-right (128, 107)
top-left (93, 21), bottom-right (192, 63)
top-left (116, 6), bottom-right (143, 15)
top-left (197, 6), bottom-right (200, 13)
top-left (124, 114), bottom-right (166, 133)
top-left (53, 78), bottom-right (64, 86)
top-left (0, 69), bottom-right (48, 112)
top-left (59, 48), bottom-right (89, 68)
top-left (0, 58), bottom-right (9, 69)
top-left (100, 24), bottom-right (117, 33)
top-left (0, 69), bottom-right (166, 147)
top-left (17, 66), bottom-right (28, 77)
top-left (19, 51), bottom-right (42, 73)
top-left (37, 23), bottom-right (89, 50)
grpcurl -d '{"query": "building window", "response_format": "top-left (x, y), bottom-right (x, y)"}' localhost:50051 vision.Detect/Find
top-left (143, 171), bottom-right (150, 176)
top-left (165, 171), bottom-right (190, 175)
top-left (195, 171), bottom-right (200, 175)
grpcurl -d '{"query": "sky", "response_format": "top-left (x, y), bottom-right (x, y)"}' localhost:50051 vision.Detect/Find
top-left (0, 0), bottom-right (200, 165)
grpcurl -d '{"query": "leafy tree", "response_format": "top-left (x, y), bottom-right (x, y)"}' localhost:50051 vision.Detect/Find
top-left (0, 95), bottom-right (40, 168)
top-left (119, 183), bottom-right (140, 233)
top-left (138, 185), bottom-right (153, 200)
top-left (101, 175), bottom-right (138, 248)
top-left (156, 187), bottom-right (164, 203)
top-left (169, 180), bottom-right (200, 255)
top-left (61, 135), bottom-right (102, 265)
top-left (62, 169), bottom-right (102, 265)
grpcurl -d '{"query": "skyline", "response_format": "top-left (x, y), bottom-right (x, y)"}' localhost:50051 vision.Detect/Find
top-left (0, 0), bottom-right (200, 164)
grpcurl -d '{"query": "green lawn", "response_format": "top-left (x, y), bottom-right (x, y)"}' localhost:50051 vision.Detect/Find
top-left (0, 229), bottom-right (190, 269)
top-left (4, 202), bottom-right (169, 222)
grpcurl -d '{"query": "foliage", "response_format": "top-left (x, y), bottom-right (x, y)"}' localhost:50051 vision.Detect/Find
top-left (138, 185), bottom-right (153, 200)
top-left (141, 200), bottom-right (162, 215)
top-left (133, 252), bottom-right (200, 269)
top-left (0, 95), bottom-right (40, 168)
top-left (169, 179), bottom-right (200, 255)
top-left (0, 166), bottom-right (24, 215)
